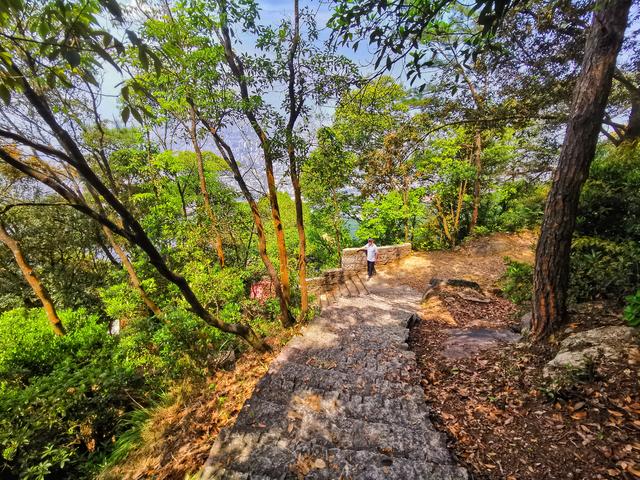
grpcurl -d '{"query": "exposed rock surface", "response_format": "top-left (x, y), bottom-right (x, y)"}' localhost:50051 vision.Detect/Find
top-left (544, 326), bottom-right (639, 379)
top-left (199, 278), bottom-right (467, 479)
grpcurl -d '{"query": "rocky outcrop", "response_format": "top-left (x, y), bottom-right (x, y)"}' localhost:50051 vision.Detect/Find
top-left (544, 326), bottom-right (639, 381)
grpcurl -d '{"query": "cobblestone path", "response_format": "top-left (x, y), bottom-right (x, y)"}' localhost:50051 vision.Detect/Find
top-left (200, 276), bottom-right (468, 480)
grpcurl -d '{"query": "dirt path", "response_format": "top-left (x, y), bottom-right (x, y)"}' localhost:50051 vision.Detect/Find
top-left (388, 231), bottom-right (537, 292)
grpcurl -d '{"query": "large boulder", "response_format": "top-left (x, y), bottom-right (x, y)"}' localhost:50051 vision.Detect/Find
top-left (544, 326), bottom-right (639, 381)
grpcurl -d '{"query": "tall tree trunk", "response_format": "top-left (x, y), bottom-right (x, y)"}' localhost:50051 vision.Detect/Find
top-left (470, 131), bottom-right (483, 232)
top-left (0, 222), bottom-right (66, 336)
top-left (189, 107), bottom-right (225, 267)
top-left (216, 8), bottom-right (291, 305)
top-left (402, 175), bottom-right (410, 242)
top-left (532, 0), bottom-right (631, 341)
top-left (332, 193), bottom-right (343, 265)
top-left (290, 172), bottom-right (308, 318)
top-left (285, 0), bottom-right (308, 319)
top-left (202, 121), bottom-right (295, 327)
top-left (101, 226), bottom-right (162, 317)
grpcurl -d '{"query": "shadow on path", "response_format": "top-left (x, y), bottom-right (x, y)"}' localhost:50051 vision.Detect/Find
top-left (199, 274), bottom-right (468, 479)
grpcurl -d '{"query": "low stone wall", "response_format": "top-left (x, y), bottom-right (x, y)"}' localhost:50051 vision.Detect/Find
top-left (307, 268), bottom-right (346, 296)
top-left (307, 243), bottom-right (412, 297)
top-left (341, 243), bottom-right (412, 272)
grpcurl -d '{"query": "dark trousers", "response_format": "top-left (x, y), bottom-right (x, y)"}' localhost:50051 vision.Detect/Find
top-left (367, 261), bottom-right (376, 277)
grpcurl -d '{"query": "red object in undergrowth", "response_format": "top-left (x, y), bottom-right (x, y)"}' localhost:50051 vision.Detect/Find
top-left (250, 278), bottom-right (275, 303)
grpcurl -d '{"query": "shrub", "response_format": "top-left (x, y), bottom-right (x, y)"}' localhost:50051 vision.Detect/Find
top-left (481, 181), bottom-right (547, 233)
top-left (623, 290), bottom-right (640, 327)
top-left (569, 236), bottom-right (640, 303)
top-left (577, 143), bottom-right (640, 241)
top-left (500, 258), bottom-right (534, 304)
top-left (0, 309), bottom-right (143, 480)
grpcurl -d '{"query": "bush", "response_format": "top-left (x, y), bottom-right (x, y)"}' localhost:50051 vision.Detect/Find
top-left (624, 290), bottom-right (640, 327)
top-left (577, 143), bottom-right (640, 241)
top-left (500, 258), bottom-right (534, 304)
top-left (0, 309), bottom-right (143, 480)
top-left (569, 236), bottom-right (640, 303)
top-left (481, 181), bottom-right (547, 233)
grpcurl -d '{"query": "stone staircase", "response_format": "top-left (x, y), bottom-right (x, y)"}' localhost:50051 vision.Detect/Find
top-left (317, 273), bottom-right (370, 309)
top-left (199, 279), bottom-right (468, 480)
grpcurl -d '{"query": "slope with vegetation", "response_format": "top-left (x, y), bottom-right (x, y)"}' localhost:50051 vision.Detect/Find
top-left (0, 0), bottom-right (638, 478)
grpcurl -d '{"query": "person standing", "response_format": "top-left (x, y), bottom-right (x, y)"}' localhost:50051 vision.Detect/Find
top-left (360, 238), bottom-right (378, 279)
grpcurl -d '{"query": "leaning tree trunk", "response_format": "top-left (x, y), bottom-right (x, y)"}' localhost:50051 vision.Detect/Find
top-left (101, 226), bottom-right (162, 317)
top-left (189, 107), bottom-right (225, 267)
top-left (0, 67), bottom-right (268, 351)
top-left (532, 0), bottom-right (631, 341)
top-left (0, 222), bottom-right (66, 336)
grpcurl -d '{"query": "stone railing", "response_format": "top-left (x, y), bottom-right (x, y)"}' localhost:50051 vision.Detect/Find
top-left (307, 243), bottom-right (412, 296)
top-left (307, 268), bottom-right (347, 296)
top-left (341, 242), bottom-right (412, 271)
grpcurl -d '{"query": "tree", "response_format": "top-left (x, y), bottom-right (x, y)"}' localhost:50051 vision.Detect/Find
top-left (0, 220), bottom-right (65, 336)
top-left (531, 0), bottom-right (631, 340)
top-left (0, 0), bottom-right (267, 350)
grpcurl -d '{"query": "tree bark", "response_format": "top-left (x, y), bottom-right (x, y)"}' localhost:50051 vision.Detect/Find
top-left (285, 0), bottom-right (309, 319)
top-left (470, 131), bottom-right (483, 232)
top-left (532, 0), bottom-right (631, 341)
top-left (215, 4), bottom-right (291, 304)
top-left (101, 225), bottom-right (162, 317)
top-left (0, 222), bottom-right (66, 336)
top-left (189, 106), bottom-right (225, 267)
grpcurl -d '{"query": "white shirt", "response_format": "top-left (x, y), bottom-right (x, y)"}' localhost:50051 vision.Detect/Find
top-left (364, 243), bottom-right (378, 262)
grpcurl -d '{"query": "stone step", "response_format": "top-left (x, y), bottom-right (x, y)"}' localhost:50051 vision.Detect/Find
top-left (272, 345), bottom-right (421, 383)
top-left (203, 435), bottom-right (466, 480)
top-left (352, 274), bottom-right (370, 295)
top-left (229, 399), bottom-right (449, 461)
top-left (254, 384), bottom-right (430, 427)
top-left (256, 361), bottom-right (424, 401)
top-left (342, 278), bottom-right (358, 297)
top-left (345, 276), bottom-right (363, 296)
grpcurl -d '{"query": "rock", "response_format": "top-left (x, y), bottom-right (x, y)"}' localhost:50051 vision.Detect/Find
top-left (210, 349), bottom-right (236, 370)
top-left (544, 326), bottom-right (639, 381)
top-left (519, 312), bottom-right (532, 334)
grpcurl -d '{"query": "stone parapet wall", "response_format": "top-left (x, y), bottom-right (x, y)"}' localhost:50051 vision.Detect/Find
top-left (341, 243), bottom-right (412, 271)
top-left (307, 268), bottom-right (346, 296)
top-left (307, 243), bottom-right (412, 296)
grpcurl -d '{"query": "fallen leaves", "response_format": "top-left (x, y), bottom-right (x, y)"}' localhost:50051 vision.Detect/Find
top-left (409, 292), bottom-right (639, 480)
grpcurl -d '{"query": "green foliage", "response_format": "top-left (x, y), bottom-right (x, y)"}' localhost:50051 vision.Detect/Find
top-left (0, 302), bottom-right (239, 479)
top-left (569, 237), bottom-right (640, 303)
top-left (0, 309), bottom-right (139, 480)
top-left (481, 181), bottom-right (548, 232)
top-left (577, 143), bottom-right (640, 241)
top-left (623, 290), bottom-right (640, 327)
top-left (356, 188), bottom-right (426, 244)
top-left (500, 258), bottom-right (534, 304)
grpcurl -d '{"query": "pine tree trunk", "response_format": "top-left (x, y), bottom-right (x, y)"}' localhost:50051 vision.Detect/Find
top-left (189, 107), bottom-right (225, 267)
top-left (532, 0), bottom-right (631, 341)
top-left (0, 222), bottom-right (66, 336)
